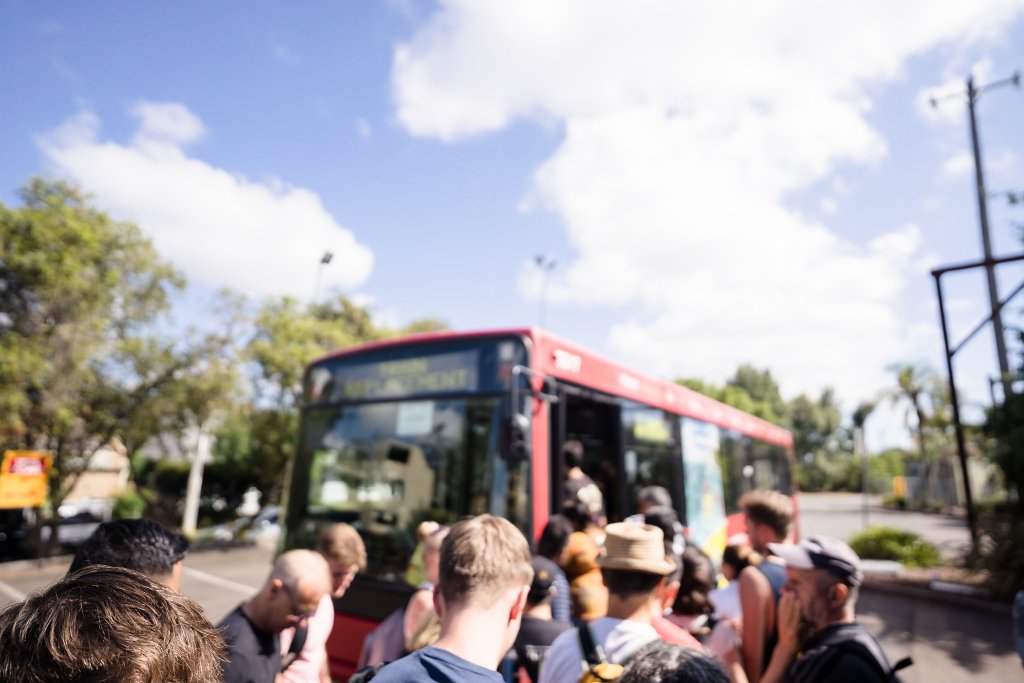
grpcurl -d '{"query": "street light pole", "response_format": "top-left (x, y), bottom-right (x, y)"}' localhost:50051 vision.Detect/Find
top-left (312, 251), bottom-right (334, 303)
top-left (535, 255), bottom-right (557, 328)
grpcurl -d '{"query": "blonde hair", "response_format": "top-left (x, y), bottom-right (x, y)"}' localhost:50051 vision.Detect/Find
top-left (317, 523), bottom-right (367, 570)
top-left (438, 515), bottom-right (532, 608)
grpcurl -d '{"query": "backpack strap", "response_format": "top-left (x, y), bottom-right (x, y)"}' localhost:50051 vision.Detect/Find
top-left (577, 623), bottom-right (606, 669)
top-left (825, 638), bottom-right (911, 681)
top-left (281, 623), bottom-right (308, 672)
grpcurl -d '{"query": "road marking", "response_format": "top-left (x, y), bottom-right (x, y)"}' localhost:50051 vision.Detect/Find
top-left (183, 567), bottom-right (259, 596)
top-left (0, 579), bottom-right (26, 602)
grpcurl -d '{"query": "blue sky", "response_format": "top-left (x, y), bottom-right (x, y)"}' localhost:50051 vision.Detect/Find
top-left (3, 1), bottom-right (1024, 449)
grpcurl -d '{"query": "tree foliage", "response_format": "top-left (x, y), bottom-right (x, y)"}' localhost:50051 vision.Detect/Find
top-left (0, 178), bottom-right (185, 521)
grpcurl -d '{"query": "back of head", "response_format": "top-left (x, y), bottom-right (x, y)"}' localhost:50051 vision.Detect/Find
top-left (672, 546), bottom-right (716, 616)
top-left (562, 439), bottom-right (585, 469)
top-left (722, 543), bottom-right (761, 574)
top-left (317, 523), bottom-right (367, 570)
top-left (537, 514), bottom-right (573, 560)
top-left (70, 519), bottom-right (189, 582)
top-left (739, 490), bottom-right (793, 540)
top-left (639, 486), bottom-right (673, 511)
top-left (0, 565), bottom-right (225, 683)
top-left (438, 514), bottom-right (532, 608)
top-left (620, 643), bottom-right (729, 683)
top-left (271, 549), bottom-right (332, 596)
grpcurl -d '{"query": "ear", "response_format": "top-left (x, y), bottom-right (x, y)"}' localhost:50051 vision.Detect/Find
top-left (432, 586), bottom-right (446, 619)
top-left (269, 578), bottom-right (284, 596)
top-left (508, 585), bottom-right (529, 624)
top-left (661, 580), bottom-right (680, 611)
top-left (831, 582), bottom-right (849, 609)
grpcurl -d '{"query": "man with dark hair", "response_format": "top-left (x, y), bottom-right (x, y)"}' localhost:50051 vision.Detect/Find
top-left (69, 518), bottom-right (190, 590)
top-left (514, 556), bottom-right (573, 683)
top-left (372, 514), bottom-right (534, 683)
top-left (737, 490), bottom-right (793, 682)
top-left (537, 514), bottom-right (573, 623)
top-left (760, 536), bottom-right (906, 683)
top-left (638, 486), bottom-right (673, 514)
top-left (0, 565), bottom-right (225, 682)
top-left (539, 523), bottom-right (677, 683)
top-left (219, 549), bottom-right (332, 683)
top-left (620, 642), bottom-right (730, 683)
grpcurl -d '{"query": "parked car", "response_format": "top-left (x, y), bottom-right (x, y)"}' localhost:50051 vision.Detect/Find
top-left (39, 510), bottom-right (103, 550)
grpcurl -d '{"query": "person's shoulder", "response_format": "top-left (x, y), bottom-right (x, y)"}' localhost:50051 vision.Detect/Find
top-left (217, 607), bottom-right (248, 642)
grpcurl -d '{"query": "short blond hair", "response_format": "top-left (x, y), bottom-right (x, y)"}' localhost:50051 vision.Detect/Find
top-left (316, 523), bottom-right (367, 570)
top-left (439, 515), bottom-right (532, 608)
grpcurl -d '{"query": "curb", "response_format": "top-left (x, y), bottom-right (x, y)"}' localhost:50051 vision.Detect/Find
top-left (862, 577), bottom-right (1010, 616)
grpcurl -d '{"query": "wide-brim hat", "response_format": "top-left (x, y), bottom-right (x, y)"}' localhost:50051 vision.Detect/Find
top-left (598, 522), bottom-right (676, 576)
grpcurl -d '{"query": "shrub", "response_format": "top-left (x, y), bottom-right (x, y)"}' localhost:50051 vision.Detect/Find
top-left (882, 494), bottom-right (907, 510)
top-left (849, 526), bottom-right (941, 568)
top-left (112, 489), bottom-right (146, 520)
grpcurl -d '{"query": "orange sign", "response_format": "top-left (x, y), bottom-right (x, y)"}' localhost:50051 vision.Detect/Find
top-left (0, 451), bottom-right (52, 509)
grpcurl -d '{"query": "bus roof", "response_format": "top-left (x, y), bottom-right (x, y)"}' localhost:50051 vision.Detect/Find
top-left (312, 327), bottom-right (793, 449)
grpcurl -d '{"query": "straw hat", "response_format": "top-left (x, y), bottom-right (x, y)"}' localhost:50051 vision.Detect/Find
top-left (598, 522), bottom-right (676, 576)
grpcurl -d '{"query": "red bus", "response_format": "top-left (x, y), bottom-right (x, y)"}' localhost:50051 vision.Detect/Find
top-left (282, 328), bottom-right (795, 679)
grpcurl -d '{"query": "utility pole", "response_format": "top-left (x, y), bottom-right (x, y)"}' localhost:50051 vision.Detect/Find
top-left (964, 73), bottom-right (1020, 400)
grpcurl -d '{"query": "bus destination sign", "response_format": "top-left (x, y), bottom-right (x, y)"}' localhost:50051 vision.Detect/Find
top-left (325, 350), bottom-right (480, 401)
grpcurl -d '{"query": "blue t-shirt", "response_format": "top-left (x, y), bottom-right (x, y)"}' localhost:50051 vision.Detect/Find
top-left (371, 646), bottom-right (503, 683)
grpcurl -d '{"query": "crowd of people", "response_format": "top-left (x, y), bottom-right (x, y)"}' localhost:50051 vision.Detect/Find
top-left (0, 442), bottom-right (909, 683)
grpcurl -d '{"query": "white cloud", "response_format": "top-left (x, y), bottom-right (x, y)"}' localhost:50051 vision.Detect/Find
top-left (38, 103), bottom-right (373, 300)
top-left (820, 198), bottom-right (838, 215)
top-left (392, 0), bottom-right (1024, 403)
top-left (942, 148), bottom-right (1015, 178)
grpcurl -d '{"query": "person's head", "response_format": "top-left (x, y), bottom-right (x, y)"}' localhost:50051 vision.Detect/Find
top-left (69, 519), bottom-right (190, 591)
top-left (537, 514), bottom-right (573, 563)
top-left (638, 486), bottom-right (673, 514)
top-left (740, 490), bottom-right (793, 552)
top-left (721, 542), bottom-right (761, 581)
top-left (563, 439), bottom-right (585, 470)
top-left (248, 549), bottom-right (331, 634)
top-left (422, 524), bottom-right (450, 584)
top-left (436, 514), bottom-right (533, 650)
top-left (644, 505), bottom-right (685, 558)
top-left (620, 642), bottom-right (730, 683)
top-left (316, 523), bottom-right (367, 598)
top-left (599, 523), bottom-right (675, 603)
top-left (0, 565), bottom-right (225, 683)
top-left (526, 556), bottom-right (559, 609)
top-left (770, 536), bottom-right (864, 630)
top-left (672, 546), bottom-right (716, 617)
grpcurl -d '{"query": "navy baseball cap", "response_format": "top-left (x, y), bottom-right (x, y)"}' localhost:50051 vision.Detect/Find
top-left (768, 536), bottom-right (864, 588)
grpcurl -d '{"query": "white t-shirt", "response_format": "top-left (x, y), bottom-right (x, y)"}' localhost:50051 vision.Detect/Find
top-left (537, 617), bottom-right (659, 683)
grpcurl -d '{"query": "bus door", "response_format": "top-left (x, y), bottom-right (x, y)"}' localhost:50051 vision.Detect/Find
top-left (620, 403), bottom-right (682, 519)
top-left (550, 385), bottom-right (625, 523)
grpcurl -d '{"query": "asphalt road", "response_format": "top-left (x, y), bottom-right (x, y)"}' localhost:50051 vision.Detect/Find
top-left (797, 491), bottom-right (971, 559)
top-left (0, 497), bottom-right (1018, 682)
top-left (0, 542), bottom-right (274, 624)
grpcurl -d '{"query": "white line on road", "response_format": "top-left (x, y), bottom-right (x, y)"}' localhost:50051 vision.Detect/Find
top-left (183, 568), bottom-right (258, 596)
top-left (0, 579), bottom-right (26, 602)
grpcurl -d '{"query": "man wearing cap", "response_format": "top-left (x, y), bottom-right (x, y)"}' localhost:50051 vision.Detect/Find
top-left (760, 536), bottom-right (903, 683)
top-left (538, 523), bottom-right (676, 683)
top-left (513, 557), bottom-right (573, 683)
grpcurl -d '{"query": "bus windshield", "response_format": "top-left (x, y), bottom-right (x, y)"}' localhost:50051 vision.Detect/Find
top-left (288, 395), bottom-right (528, 579)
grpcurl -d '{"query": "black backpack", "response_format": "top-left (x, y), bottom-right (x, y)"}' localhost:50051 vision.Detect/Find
top-left (806, 623), bottom-right (912, 683)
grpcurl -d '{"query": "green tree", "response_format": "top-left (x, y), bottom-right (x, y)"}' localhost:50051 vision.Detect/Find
top-left (0, 178), bottom-right (184, 547)
top-left (727, 364), bottom-right (789, 425)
